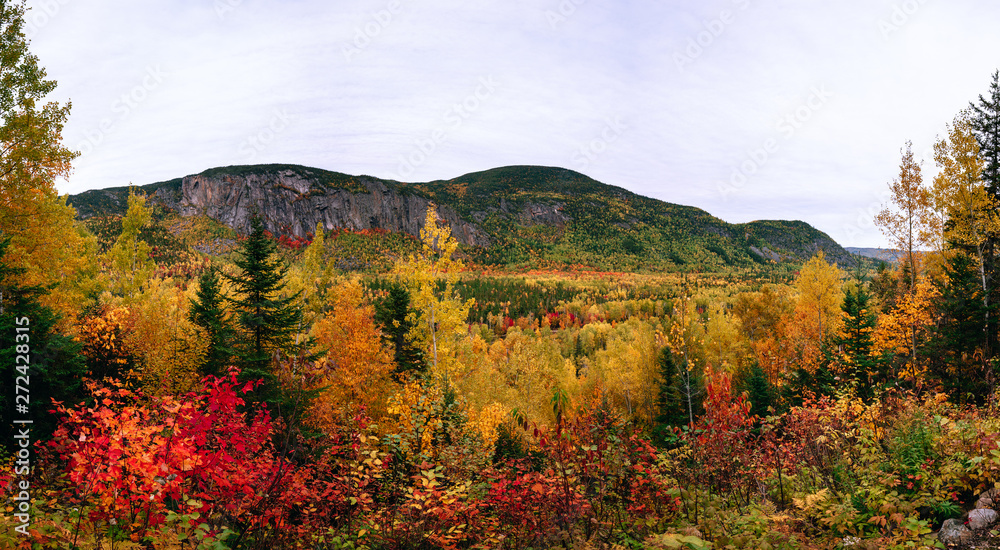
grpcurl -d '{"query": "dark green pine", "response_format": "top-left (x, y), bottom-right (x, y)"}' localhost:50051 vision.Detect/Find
top-left (188, 265), bottom-right (235, 377)
top-left (0, 236), bottom-right (88, 452)
top-left (224, 215), bottom-right (304, 406)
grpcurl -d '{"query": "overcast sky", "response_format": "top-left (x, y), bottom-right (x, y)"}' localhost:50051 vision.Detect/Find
top-left (22, 0), bottom-right (1000, 247)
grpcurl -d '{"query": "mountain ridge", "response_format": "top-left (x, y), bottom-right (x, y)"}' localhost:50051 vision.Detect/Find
top-left (67, 163), bottom-right (853, 271)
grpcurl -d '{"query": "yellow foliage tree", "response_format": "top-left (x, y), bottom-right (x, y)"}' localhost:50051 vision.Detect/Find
top-left (933, 110), bottom-right (996, 318)
top-left (308, 276), bottom-right (397, 431)
top-left (287, 222), bottom-right (334, 327)
top-left (594, 320), bottom-right (659, 422)
top-left (126, 277), bottom-right (207, 395)
top-left (873, 277), bottom-right (940, 386)
top-left (661, 294), bottom-right (707, 426)
top-left (0, 1), bottom-right (95, 326)
top-left (393, 204), bottom-right (474, 383)
top-left (875, 141), bottom-right (936, 290)
top-left (795, 252), bottom-right (844, 337)
top-left (105, 188), bottom-right (155, 301)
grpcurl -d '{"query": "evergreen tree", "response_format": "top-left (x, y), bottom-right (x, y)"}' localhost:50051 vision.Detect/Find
top-left (782, 361), bottom-right (837, 407)
top-left (188, 265), bottom-right (234, 377)
top-left (224, 215), bottom-right (303, 405)
top-left (738, 362), bottom-right (775, 419)
top-left (836, 283), bottom-right (883, 400)
top-left (372, 281), bottom-right (425, 378)
top-left (970, 70), bottom-right (1000, 356)
top-left (651, 347), bottom-right (697, 447)
top-left (0, 237), bottom-right (87, 452)
top-left (933, 252), bottom-right (992, 401)
top-left (970, 70), bottom-right (1000, 197)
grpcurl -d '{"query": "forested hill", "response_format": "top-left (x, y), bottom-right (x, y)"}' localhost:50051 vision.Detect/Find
top-left (67, 163), bottom-right (852, 270)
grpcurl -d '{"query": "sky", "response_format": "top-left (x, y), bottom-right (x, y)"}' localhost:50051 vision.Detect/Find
top-left (20, 0), bottom-right (1000, 247)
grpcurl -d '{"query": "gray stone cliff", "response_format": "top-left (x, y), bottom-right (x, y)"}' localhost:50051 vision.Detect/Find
top-left (176, 169), bottom-right (491, 246)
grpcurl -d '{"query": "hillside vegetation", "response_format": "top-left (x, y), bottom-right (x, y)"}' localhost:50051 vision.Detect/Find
top-left (68, 164), bottom-right (855, 273)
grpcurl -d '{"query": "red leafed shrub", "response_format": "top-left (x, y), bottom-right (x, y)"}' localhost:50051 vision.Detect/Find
top-left (277, 233), bottom-right (312, 250)
top-left (42, 370), bottom-right (301, 547)
top-left (685, 365), bottom-right (757, 495)
top-left (486, 398), bottom-right (679, 548)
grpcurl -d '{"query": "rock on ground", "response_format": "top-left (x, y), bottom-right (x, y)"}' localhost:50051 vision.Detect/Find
top-left (939, 518), bottom-right (973, 546)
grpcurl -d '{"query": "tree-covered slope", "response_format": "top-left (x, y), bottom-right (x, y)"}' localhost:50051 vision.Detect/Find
top-left (67, 164), bottom-right (852, 271)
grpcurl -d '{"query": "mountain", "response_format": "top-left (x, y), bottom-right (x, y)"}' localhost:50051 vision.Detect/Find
top-left (844, 247), bottom-right (903, 263)
top-left (67, 164), bottom-right (852, 270)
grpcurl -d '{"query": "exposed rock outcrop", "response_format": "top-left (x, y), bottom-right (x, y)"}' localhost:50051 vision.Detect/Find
top-left (177, 170), bottom-right (490, 247)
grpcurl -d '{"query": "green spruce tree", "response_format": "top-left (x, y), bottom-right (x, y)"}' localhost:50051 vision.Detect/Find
top-left (970, 70), bottom-right (1000, 356)
top-left (934, 252), bottom-right (992, 402)
top-left (971, 70), bottom-right (1000, 196)
top-left (188, 265), bottom-right (234, 377)
top-left (836, 283), bottom-right (883, 401)
top-left (0, 237), bottom-right (87, 451)
top-left (737, 362), bottom-right (775, 419)
top-left (225, 215), bottom-right (303, 406)
top-left (651, 348), bottom-right (696, 447)
top-left (373, 281), bottom-right (425, 378)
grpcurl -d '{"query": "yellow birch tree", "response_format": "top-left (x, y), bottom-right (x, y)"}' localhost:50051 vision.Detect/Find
top-left (393, 204), bottom-right (474, 383)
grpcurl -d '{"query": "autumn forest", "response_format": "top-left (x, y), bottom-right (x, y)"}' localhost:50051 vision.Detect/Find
top-left (9, 1), bottom-right (1000, 549)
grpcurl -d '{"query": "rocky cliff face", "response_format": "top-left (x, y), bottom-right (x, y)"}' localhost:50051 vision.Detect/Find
top-left (176, 169), bottom-right (491, 246)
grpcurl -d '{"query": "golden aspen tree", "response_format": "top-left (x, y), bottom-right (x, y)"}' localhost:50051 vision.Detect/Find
top-left (127, 278), bottom-right (207, 395)
top-left (0, 1), bottom-right (94, 324)
top-left (287, 222), bottom-right (333, 326)
top-left (309, 276), bottom-right (396, 430)
top-left (392, 204), bottom-right (474, 383)
top-left (703, 301), bottom-right (744, 370)
top-left (933, 110), bottom-right (996, 328)
top-left (875, 142), bottom-right (937, 367)
top-left (594, 320), bottom-right (659, 422)
top-left (874, 276), bottom-right (939, 386)
top-left (661, 294), bottom-right (706, 427)
top-left (794, 251), bottom-right (844, 343)
top-left (105, 187), bottom-right (155, 300)
top-left (875, 141), bottom-right (936, 290)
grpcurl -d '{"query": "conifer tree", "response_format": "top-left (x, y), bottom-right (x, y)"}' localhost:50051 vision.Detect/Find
top-left (651, 348), bottom-right (687, 447)
top-left (373, 281), bottom-right (426, 378)
top-left (189, 265), bottom-right (234, 377)
top-left (971, 70), bottom-right (1000, 197)
top-left (0, 237), bottom-right (87, 450)
top-left (835, 283), bottom-right (882, 400)
top-left (934, 253), bottom-right (992, 401)
top-left (225, 215), bottom-right (303, 404)
top-left (969, 71), bottom-right (1000, 355)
